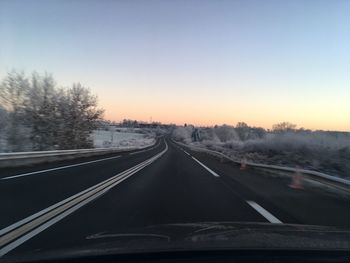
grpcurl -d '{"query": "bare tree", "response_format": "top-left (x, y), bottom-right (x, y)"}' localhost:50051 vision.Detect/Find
top-left (272, 122), bottom-right (297, 133)
top-left (235, 122), bottom-right (249, 140)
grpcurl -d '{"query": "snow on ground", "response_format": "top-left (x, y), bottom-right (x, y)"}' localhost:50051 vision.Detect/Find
top-left (172, 126), bottom-right (350, 179)
top-left (92, 129), bottom-right (156, 149)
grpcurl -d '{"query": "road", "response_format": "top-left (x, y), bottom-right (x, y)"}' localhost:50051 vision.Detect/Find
top-left (1, 136), bottom-right (350, 259)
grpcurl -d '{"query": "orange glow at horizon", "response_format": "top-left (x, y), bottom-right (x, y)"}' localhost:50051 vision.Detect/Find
top-left (100, 94), bottom-right (350, 132)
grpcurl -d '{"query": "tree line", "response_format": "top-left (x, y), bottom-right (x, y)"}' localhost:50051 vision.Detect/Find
top-left (0, 71), bottom-right (104, 152)
top-left (173, 121), bottom-right (305, 143)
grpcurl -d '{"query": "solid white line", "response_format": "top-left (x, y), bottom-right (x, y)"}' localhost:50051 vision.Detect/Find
top-left (0, 141), bottom-right (167, 236)
top-left (0, 141), bottom-right (168, 256)
top-left (246, 201), bottom-right (282, 224)
top-left (1, 155), bottom-right (122, 180)
top-left (0, 190), bottom-right (101, 256)
top-left (191, 156), bottom-right (220, 177)
top-left (129, 141), bottom-right (160, 155)
top-left (0, 157), bottom-right (148, 236)
top-left (183, 150), bottom-right (191, 156)
top-left (0, 163), bottom-right (149, 257)
top-left (0, 142), bottom-right (168, 237)
top-left (129, 150), bottom-right (147, 155)
top-left (129, 145), bottom-right (156, 155)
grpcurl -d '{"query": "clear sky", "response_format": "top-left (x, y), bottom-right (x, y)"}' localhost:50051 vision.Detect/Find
top-left (1, 0), bottom-right (350, 131)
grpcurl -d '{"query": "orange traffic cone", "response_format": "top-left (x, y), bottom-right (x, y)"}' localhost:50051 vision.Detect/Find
top-left (240, 159), bottom-right (247, 170)
top-left (289, 168), bottom-right (304, 189)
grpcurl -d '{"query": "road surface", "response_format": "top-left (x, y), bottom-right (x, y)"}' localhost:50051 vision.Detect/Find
top-left (1, 136), bottom-right (350, 258)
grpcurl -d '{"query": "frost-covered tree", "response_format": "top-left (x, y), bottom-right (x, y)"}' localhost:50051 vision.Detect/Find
top-left (214, 124), bottom-right (238, 142)
top-left (24, 73), bottom-right (61, 150)
top-left (249, 127), bottom-right (266, 139)
top-left (0, 106), bottom-right (9, 151)
top-left (0, 70), bottom-right (104, 151)
top-left (0, 107), bottom-right (8, 132)
top-left (172, 126), bottom-right (194, 143)
top-left (57, 83), bottom-right (104, 149)
top-left (0, 71), bottom-right (30, 151)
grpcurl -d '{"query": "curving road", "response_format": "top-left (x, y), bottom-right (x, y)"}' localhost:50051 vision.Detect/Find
top-left (1, 136), bottom-right (350, 258)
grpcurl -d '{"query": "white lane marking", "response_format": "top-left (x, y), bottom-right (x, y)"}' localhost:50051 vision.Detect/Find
top-left (246, 201), bottom-right (282, 224)
top-left (183, 150), bottom-right (191, 156)
top-left (0, 190), bottom-right (102, 256)
top-left (0, 141), bottom-right (168, 237)
top-left (129, 150), bottom-right (147, 155)
top-left (1, 155), bottom-right (122, 180)
top-left (129, 141), bottom-right (161, 155)
top-left (0, 163), bottom-right (146, 256)
top-left (191, 156), bottom-right (220, 177)
top-left (0, 141), bottom-right (168, 257)
top-left (0, 157), bottom-right (148, 236)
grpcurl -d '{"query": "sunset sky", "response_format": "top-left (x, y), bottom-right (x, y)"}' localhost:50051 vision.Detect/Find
top-left (1, 0), bottom-right (350, 131)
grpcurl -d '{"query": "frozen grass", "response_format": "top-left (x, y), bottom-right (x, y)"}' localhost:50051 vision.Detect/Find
top-left (173, 126), bottom-right (350, 179)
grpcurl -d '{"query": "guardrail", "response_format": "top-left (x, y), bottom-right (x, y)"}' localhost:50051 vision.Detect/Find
top-left (173, 140), bottom-right (350, 192)
top-left (0, 140), bottom-right (157, 168)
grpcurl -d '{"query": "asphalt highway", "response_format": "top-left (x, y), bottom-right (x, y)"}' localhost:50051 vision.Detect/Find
top-left (1, 136), bottom-right (350, 259)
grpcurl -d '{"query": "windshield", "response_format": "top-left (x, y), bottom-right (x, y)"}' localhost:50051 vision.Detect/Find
top-left (1, 0), bottom-right (350, 262)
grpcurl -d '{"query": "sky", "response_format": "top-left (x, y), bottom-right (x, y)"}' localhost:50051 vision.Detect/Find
top-left (1, 0), bottom-right (350, 131)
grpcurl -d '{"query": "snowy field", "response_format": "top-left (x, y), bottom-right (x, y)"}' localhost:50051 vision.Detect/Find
top-left (0, 129), bottom-right (156, 152)
top-left (92, 129), bottom-right (156, 149)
